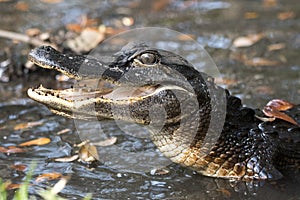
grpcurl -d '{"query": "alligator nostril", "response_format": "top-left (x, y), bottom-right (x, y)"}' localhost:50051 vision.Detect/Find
top-left (45, 46), bottom-right (52, 53)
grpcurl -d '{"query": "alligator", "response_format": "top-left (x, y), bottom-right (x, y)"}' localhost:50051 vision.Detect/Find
top-left (27, 44), bottom-right (300, 180)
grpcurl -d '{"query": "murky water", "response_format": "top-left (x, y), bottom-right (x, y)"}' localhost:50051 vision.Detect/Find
top-left (0, 0), bottom-right (299, 199)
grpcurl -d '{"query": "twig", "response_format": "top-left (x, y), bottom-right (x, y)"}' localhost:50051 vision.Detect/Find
top-left (0, 29), bottom-right (52, 47)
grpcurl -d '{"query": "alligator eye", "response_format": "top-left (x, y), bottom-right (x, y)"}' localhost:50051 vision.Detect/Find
top-left (140, 53), bottom-right (157, 65)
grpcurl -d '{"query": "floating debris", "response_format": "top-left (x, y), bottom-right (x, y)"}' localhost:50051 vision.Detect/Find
top-left (19, 137), bottom-right (51, 147)
top-left (36, 172), bottom-right (62, 183)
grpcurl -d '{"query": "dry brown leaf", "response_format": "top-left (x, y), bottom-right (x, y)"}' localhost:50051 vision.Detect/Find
top-left (57, 128), bottom-right (71, 135)
top-left (150, 168), bottom-right (170, 175)
top-left (265, 99), bottom-right (294, 111)
top-left (40, 0), bottom-right (62, 3)
top-left (19, 137), bottom-right (51, 147)
top-left (277, 11), bottom-right (295, 20)
top-left (80, 15), bottom-right (98, 27)
top-left (151, 0), bottom-right (171, 11)
top-left (66, 28), bottom-right (105, 53)
top-left (244, 57), bottom-right (280, 67)
top-left (267, 43), bottom-right (286, 51)
top-left (6, 183), bottom-right (22, 190)
top-left (14, 121), bottom-right (43, 130)
top-left (78, 143), bottom-right (99, 163)
top-left (102, 26), bottom-right (127, 36)
top-left (263, 99), bottom-right (298, 126)
top-left (0, 146), bottom-right (7, 153)
top-left (11, 164), bottom-right (27, 171)
top-left (92, 137), bottom-right (117, 146)
top-left (263, 0), bottom-right (277, 7)
top-left (263, 106), bottom-right (298, 126)
top-left (255, 115), bottom-right (276, 122)
top-left (66, 24), bottom-right (83, 33)
top-left (75, 140), bottom-right (90, 147)
top-left (176, 34), bottom-right (196, 41)
top-left (0, 146), bottom-right (26, 153)
top-left (244, 12), bottom-right (259, 19)
top-left (25, 28), bottom-right (41, 37)
top-left (233, 33), bottom-right (264, 48)
top-left (214, 77), bottom-right (238, 86)
top-left (15, 2), bottom-right (29, 11)
top-left (51, 175), bottom-right (70, 195)
top-left (36, 172), bottom-right (62, 182)
top-left (54, 155), bottom-right (79, 162)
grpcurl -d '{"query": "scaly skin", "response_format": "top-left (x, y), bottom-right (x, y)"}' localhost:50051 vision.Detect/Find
top-left (27, 45), bottom-right (300, 180)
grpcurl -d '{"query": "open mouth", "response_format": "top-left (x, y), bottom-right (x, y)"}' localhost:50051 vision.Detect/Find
top-left (27, 78), bottom-right (163, 120)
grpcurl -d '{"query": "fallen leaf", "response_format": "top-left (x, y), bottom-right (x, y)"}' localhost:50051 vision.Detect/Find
top-left (66, 28), bottom-right (105, 53)
top-left (11, 164), bottom-right (27, 171)
top-left (233, 33), bottom-right (265, 48)
top-left (263, 106), bottom-right (298, 126)
top-left (92, 137), bottom-right (117, 146)
top-left (255, 115), bottom-right (276, 122)
top-left (53, 155), bottom-right (79, 162)
top-left (0, 146), bottom-right (7, 153)
top-left (6, 183), bottom-right (22, 190)
top-left (244, 12), bottom-right (259, 19)
top-left (40, 0), bottom-right (62, 3)
top-left (14, 121), bottom-right (43, 130)
top-left (0, 146), bottom-right (26, 153)
top-left (66, 23), bottom-right (83, 32)
top-left (14, 2), bottom-right (29, 11)
top-left (57, 128), bottom-right (71, 135)
top-left (75, 140), bottom-right (90, 147)
top-left (36, 172), bottom-right (62, 183)
top-left (101, 26), bottom-right (127, 36)
top-left (38, 32), bottom-right (50, 41)
top-left (150, 168), bottom-right (170, 175)
top-left (267, 43), bottom-right (286, 51)
top-left (151, 0), bottom-right (171, 11)
top-left (244, 57), bottom-right (280, 67)
top-left (263, 0), bottom-right (277, 7)
top-left (25, 28), bottom-right (41, 37)
top-left (19, 137), bottom-right (51, 147)
top-left (50, 175), bottom-right (70, 195)
top-left (277, 11), bottom-right (295, 20)
top-left (78, 143), bottom-right (99, 163)
top-left (176, 34), bottom-right (196, 41)
top-left (265, 99), bottom-right (294, 111)
top-left (214, 77), bottom-right (238, 86)
top-left (263, 99), bottom-right (299, 126)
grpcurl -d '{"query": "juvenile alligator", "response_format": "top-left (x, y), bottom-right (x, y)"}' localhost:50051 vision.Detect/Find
top-left (27, 45), bottom-right (300, 180)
